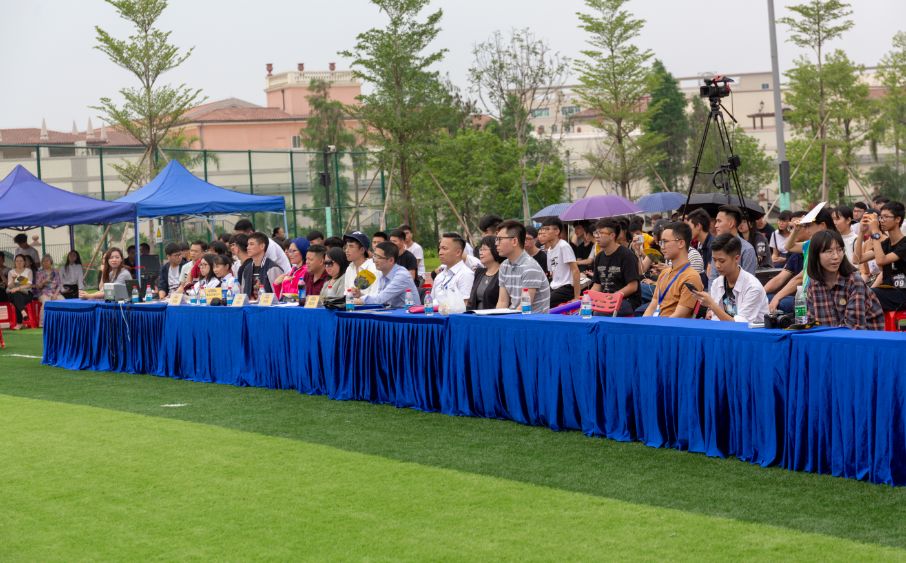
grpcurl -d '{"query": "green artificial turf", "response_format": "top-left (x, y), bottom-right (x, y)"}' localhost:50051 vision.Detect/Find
top-left (1, 329), bottom-right (905, 560)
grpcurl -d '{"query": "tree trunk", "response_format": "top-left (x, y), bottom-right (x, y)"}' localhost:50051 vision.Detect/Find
top-left (520, 157), bottom-right (530, 224)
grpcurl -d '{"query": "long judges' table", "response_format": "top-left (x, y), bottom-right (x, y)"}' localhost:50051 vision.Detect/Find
top-left (43, 300), bottom-right (906, 486)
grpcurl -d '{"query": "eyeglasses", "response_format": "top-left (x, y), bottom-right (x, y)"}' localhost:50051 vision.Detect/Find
top-left (495, 236), bottom-right (516, 243)
top-left (879, 214), bottom-right (896, 221)
top-left (324, 260), bottom-right (336, 266)
top-left (662, 238), bottom-right (683, 244)
top-left (373, 254), bottom-right (388, 261)
top-left (820, 247), bottom-right (845, 256)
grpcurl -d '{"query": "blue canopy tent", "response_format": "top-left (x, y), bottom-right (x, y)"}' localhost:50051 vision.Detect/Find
top-left (0, 165), bottom-right (135, 229)
top-left (115, 160), bottom-right (286, 284)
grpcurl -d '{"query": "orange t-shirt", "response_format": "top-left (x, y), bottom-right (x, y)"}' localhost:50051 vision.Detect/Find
top-left (653, 263), bottom-right (702, 317)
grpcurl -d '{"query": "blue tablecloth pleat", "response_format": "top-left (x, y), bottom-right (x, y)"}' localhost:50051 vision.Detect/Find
top-left (163, 306), bottom-right (248, 385)
top-left (786, 330), bottom-right (906, 485)
top-left (94, 302), bottom-right (167, 375)
top-left (244, 307), bottom-right (336, 393)
top-left (446, 314), bottom-right (599, 434)
top-left (42, 300), bottom-right (98, 370)
top-left (334, 311), bottom-right (447, 410)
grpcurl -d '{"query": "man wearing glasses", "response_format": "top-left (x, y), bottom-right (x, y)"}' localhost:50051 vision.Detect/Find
top-left (495, 220), bottom-right (551, 313)
top-left (350, 242), bottom-right (420, 308)
top-left (860, 201), bottom-right (906, 312)
top-left (643, 222), bottom-right (703, 318)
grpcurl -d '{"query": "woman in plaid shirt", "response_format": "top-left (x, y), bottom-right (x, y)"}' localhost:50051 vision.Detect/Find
top-left (806, 230), bottom-right (884, 330)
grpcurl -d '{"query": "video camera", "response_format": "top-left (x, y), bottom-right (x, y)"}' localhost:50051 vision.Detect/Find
top-left (699, 75), bottom-right (733, 99)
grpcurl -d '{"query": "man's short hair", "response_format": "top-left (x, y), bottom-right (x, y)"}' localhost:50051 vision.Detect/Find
top-left (497, 219), bottom-right (526, 247)
top-left (231, 233), bottom-right (249, 252)
top-left (13, 233), bottom-right (27, 244)
top-left (614, 216), bottom-right (630, 236)
top-left (140, 242), bottom-right (150, 252)
top-left (834, 205), bottom-right (853, 222)
top-left (882, 201), bottom-right (906, 227)
top-left (710, 233), bottom-right (742, 256)
top-left (628, 216), bottom-right (644, 233)
top-left (191, 240), bottom-right (209, 251)
top-left (389, 228), bottom-right (406, 240)
top-left (778, 210), bottom-right (793, 221)
top-left (234, 219), bottom-right (254, 232)
top-left (540, 217), bottom-right (564, 233)
top-left (249, 232), bottom-right (269, 249)
top-left (717, 205), bottom-right (743, 228)
top-left (664, 221), bottom-right (693, 247)
top-left (525, 225), bottom-right (539, 238)
top-left (594, 217), bottom-right (621, 237)
top-left (164, 242), bottom-right (181, 256)
top-left (307, 244), bottom-right (327, 258)
top-left (398, 224), bottom-right (412, 233)
top-left (478, 214), bottom-right (503, 233)
top-left (178, 242), bottom-right (190, 252)
top-left (853, 201), bottom-right (868, 211)
top-left (306, 230), bottom-right (324, 241)
top-left (324, 236), bottom-right (344, 249)
top-left (376, 241), bottom-right (399, 262)
top-left (792, 210), bottom-right (807, 218)
top-left (210, 241), bottom-right (229, 256)
top-left (442, 232), bottom-right (466, 252)
top-left (372, 230), bottom-right (389, 241)
top-left (873, 196), bottom-right (891, 205)
top-left (686, 208), bottom-right (712, 231)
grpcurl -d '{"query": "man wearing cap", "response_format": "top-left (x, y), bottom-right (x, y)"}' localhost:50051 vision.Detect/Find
top-left (343, 231), bottom-right (381, 297)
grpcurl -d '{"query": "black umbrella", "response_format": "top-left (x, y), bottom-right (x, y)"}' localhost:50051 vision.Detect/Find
top-left (678, 193), bottom-right (765, 219)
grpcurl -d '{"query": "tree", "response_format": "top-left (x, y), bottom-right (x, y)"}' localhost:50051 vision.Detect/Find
top-left (93, 0), bottom-right (203, 186)
top-left (340, 0), bottom-right (457, 232)
top-left (779, 0), bottom-right (854, 201)
top-left (299, 79), bottom-right (357, 229)
top-left (468, 28), bottom-right (569, 222)
top-left (643, 60), bottom-right (690, 192)
top-left (868, 164), bottom-right (906, 201)
top-left (874, 32), bottom-right (906, 175)
top-left (574, 0), bottom-right (663, 199)
top-left (787, 138), bottom-right (849, 204)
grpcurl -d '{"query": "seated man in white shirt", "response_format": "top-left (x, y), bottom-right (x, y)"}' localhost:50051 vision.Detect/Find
top-left (234, 218), bottom-right (290, 273)
top-left (432, 232), bottom-right (475, 308)
top-left (693, 233), bottom-right (769, 324)
top-left (351, 242), bottom-right (421, 308)
top-left (343, 231), bottom-right (381, 297)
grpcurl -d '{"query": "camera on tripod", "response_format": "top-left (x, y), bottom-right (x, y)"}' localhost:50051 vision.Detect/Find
top-left (699, 75), bottom-right (733, 99)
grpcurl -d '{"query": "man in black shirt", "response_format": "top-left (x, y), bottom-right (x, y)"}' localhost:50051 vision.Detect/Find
top-left (389, 228), bottom-right (419, 281)
top-left (864, 201), bottom-right (906, 311)
top-left (524, 225), bottom-right (549, 277)
top-left (590, 218), bottom-right (641, 316)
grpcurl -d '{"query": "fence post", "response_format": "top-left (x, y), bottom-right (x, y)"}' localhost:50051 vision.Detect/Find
top-left (203, 149), bottom-right (208, 181)
top-left (289, 151), bottom-right (298, 238)
top-left (333, 151), bottom-right (342, 231)
top-left (35, 145), bottom-right (46, 256)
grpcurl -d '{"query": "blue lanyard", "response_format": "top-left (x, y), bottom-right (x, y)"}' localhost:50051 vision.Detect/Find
top-left (657, 263), bottom-right (691, 307)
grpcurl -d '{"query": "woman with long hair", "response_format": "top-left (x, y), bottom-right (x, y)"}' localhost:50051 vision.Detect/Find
top-left (6, 254), bottom-right (34, 327)
top-left (60, 250), bottom-right (84, 298)
top-left (34, 254), bottom-right (63, 327)
top-left (80, 247), bottom-right (132, 299)
top-left (192, 254), bottom-right (219, 294)
top-left (273, 238), bottom-right (309, 300)
top-left (806, 230), bottom-right (883, 330)
top-left (319, 247), bottom-right (350, 299)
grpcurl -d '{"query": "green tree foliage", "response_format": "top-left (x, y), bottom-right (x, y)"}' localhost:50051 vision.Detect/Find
top-left (874, 32), bottom-right (906, 174)
top-left (868, 164), bottom-right (906, 201)
top-left (686, 97), bottom-right (775, 198)
top-left (643, 60), bottom-right (690, 192)
top-left (340, 0), bottom-right (458, 232)
top-left (93, 0), bottom-right (203, 186)
top-left (779, 0), bottom-right (854, 201)
top-left (468, 29), bottom-right (569, 221)
top-left (787, 138), bottom-right (849, 204)
top-left (574, 0), bottom-right (663, 199)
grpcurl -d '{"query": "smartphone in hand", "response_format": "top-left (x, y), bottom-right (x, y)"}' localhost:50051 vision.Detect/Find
top-left (683, 282), bottom-right (699, 293)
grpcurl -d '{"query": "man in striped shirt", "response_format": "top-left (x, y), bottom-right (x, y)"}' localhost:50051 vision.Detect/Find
top-left (495, 220), bottom-right (551, 313)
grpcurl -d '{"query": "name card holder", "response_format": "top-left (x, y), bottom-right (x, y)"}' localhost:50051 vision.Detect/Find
top-left (304, 295), bottom-right (321, 309)
top-left (168, 292), bottom-right (185, 306)
top-left (257, 293), bottom-right (275, 307)
top-left (231, 294), bottom-right (248, 307)
top-left (205, 287), bottom-right (223, 304)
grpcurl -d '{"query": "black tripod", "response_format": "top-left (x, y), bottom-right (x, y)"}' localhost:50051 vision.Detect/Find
top-left (682, 85), bottom-right (749, 224)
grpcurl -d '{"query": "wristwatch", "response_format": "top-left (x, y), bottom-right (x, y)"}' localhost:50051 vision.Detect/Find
top-left (871, 233), bottom-right (882, 240)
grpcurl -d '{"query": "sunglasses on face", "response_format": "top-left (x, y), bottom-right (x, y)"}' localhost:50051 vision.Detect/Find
top-left (324, 260), bottom-right (335, 266)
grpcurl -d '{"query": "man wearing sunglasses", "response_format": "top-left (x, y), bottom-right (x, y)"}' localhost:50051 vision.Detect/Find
top-left (860, 201), bottom-right (906, 312)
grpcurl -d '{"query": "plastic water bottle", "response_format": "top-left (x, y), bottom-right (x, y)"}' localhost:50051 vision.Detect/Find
top-left (345, 289), bottom-right (355, 311)
top-left (580, 291), bottom-right (592, 319)
top-left (131, 286), bottom-right (139, 303)
top-left (189, 290), bottom-right (197, 306)
top-left (794, 285), bottom-right (808, 324)
top-left (200, 287), bottom-right (207, 306)
top-left (144, 285), bottom-right (153, 302)
top-left (521, 288), bottom-right (532, 315)
top-left (226, 283), bottom-right (234, 306)
top-left (297, 277), bottom-right (306, 305)
top-left (404, 288), bottom-right (414, 308)
top-left (424, 291), bottom-right (434, 316)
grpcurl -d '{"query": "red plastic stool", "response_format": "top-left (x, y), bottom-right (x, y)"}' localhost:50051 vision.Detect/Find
top-left (884, 311), bottom-right (906, 332)
top-left (24, 301), bottom-right (41, 329)
top-left (0, 302), bottom-right (16, 330)
top-left (0, 326), bottom-right (5, 348)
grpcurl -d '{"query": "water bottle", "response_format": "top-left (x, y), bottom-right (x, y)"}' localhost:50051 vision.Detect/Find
top-left (200, 287), bottom-right (207, 306)
top-left (424, 291), bottom-right (434, 316)
top-left (226, 282), bottom-right (234, 306)
top-left (131, 286), bottom-right (139, 304)
top-left (794, 285), bottom-right (808, 325)
top-left (580, 291), bottom-right (592, 319)
top-left (345, 289), bottom-right (355, 311)
top-left (189, 289), bottom-right (197, 306)
top-left (297, 277), bottom-right (306, 305)
top-left (144, 284), bottom-right (153, 302)
top-left (520, 288), bottom-right (531, 315)
top-left (404, 288), bottom-right (414, 308)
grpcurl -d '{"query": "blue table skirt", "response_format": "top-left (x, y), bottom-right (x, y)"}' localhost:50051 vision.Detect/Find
top-left (95, 302), bottom-right (167, 375)
top-left (786, 330), bottom-right (906, 486)
top-left (447, 314), bottom-right (599, 434)
top-left (244, 306), bottom-right (336, 394)
top-left (595, 317), bottom-right (794, 467)
top-left (43, 300), bottom-right (98, 370)
top-left (335, 310), bottom-right (448, 410)
top-left (163, 306), bottom-right (249, 386)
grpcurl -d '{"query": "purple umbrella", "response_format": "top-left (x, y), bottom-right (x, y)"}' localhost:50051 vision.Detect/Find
top-left (559, 194), bottom-right (642, 221)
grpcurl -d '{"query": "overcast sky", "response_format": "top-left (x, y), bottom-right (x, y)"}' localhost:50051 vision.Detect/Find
top-left (1, 0), bottom-right (902, 130)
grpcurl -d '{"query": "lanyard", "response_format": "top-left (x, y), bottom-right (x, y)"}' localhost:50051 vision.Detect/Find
top-left (657, 263), bottom-right (691, 307)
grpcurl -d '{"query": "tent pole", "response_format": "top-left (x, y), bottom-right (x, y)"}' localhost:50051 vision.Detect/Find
top-left (282, 211), bottom-right (288, 240)
top-left (69, 226), bottom-right (75, 251)
top-left (134, 215), bottom-right (142, 287)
